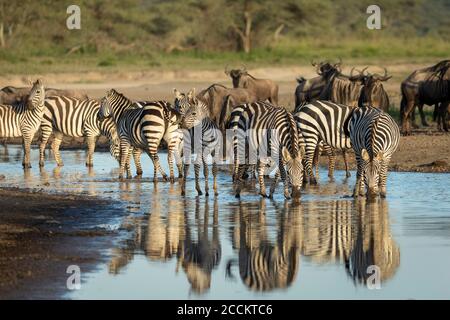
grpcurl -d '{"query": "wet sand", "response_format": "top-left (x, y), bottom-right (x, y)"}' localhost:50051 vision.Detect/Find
top-left (0, 187), bottom-right (123, 299)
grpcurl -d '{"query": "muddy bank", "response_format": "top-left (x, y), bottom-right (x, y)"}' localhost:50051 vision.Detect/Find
top-left (319, 133), bottom-right (450, 173)
top-left (0, 187), bottom-right (124, 299)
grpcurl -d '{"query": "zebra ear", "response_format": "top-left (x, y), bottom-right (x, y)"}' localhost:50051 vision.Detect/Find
top-left (376, 152), bottom-right (384, 161)
top-left (282, 147), bottom-right (292, 162)
top-left (361, 149), bottom-right (370, 162)
top-left (187, 88), bottom-right (195, 100)
top-left (174, 88), bottom-right (183, 99)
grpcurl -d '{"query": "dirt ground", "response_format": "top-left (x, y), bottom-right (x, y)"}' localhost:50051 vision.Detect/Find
top-left (0, 187), bottom-right (123, 299)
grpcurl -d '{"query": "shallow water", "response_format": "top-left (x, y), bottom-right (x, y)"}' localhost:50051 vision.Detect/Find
top-left (1, 145), bottom-right (450, 299)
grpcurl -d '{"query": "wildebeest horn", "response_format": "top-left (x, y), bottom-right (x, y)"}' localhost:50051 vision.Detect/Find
top-left (241, 64), bottom-right (247, 73)
top-left (334, 57), bottom-right (342, 67)
top-left (224, 65), bottom-right (230, 75)
top-left (311, 60), bottom-right (317, 67)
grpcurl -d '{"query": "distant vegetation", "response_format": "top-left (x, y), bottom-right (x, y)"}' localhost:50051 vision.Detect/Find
top-left (0, 0), bottom-right (449, 74)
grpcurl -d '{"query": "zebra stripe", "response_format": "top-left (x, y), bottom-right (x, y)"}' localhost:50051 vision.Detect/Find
top-left (40, 96), bottom-right (119, 167)
top-left (231, 101), bottom-right (303, 199)
top-left (98, 89), bottom-right (181, 181)
top-left (180, 97), bottom-right (220, 196)
top-left (0, 79), bottom-right (45, 168)
top-left (348, 106), bottom-right (400, 198)
top-left (294, 100), bottom-right (353, 184)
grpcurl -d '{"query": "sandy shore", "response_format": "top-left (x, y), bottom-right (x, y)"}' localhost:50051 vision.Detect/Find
top-left (0, 187), bottom-right (123, 299)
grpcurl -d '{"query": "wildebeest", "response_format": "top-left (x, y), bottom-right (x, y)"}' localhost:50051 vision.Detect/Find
top-left (225, 66), bottom-right (279, 104)
top-left (358, 68), bottom-right (391, 112)
top-left (400, 60), bottom-right (450, 135)
top-left (0, 85), bottom-right (88, 105)
top-left (436, 101), bottom-right (450, 131)
top-left (196, 83), bottom-right (258, 131)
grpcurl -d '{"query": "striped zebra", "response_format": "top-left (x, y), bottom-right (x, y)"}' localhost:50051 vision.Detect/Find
top-left (179, 95), bottom-right (220, 196)
top-left (0, 79), bottom-right (45, 168)
top-left (294, 101), bottom-right (354, 184)
top-left (97, 89), bottom-right (182, 182)
top-left (232, 102), bottom-right (304, 199)
top-left (348, 106), bottom-right (400, 198)
top-left (40, 96), bottom-right (120, 168)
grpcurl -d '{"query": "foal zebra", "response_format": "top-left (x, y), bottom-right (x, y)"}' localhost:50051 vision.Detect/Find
top-left (40, 96), bottom-right (119, 167)
top-left (348, 106), bottom-right (400, 198)
top-left (179, 94), bottom-right (220, 196)
top-left (97, 89), bottom-right (181, 182)
top-left (294, 101), bottom-right (353, 184)
top-left (232, 101), bottom-right (304, 199)
top-left (0, 79), bottom-right (45, 168)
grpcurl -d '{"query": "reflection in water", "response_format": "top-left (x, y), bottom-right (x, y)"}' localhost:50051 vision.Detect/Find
top-left (109, 193), bottom-right (222, 295)
top-left (226, 199), bottom-right (301, 291)
top-left (345, 199), bottom-right (400, 284)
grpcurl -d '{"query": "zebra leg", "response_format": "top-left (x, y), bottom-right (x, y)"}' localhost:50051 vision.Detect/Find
top-left (39, 126), bottom-right (52, 167)
top-left (149, 152), bottom-right (168, 182)
top-left (85, 136), bottom-right (96, 167)
top-left (22, 136), bottom-right (32, 169)
top-left (258, 160), bottom-right (267, 198)
top-left (167, 148), bottom-right (175, 184)
top-left (279, 161), bottom-right (290, 200)
top-left (324, 145), bottom-right (336, 180)
top-left (343, 150), bottom-right (351, 178)
top-left (119, 140), bottom-right (131, 180)
top-left (353, 157), bottom-right (365, 197)
top-left (176, 151), bottom-right (183, 179)
top-left (194, 155), bottom-right (202, 196)
top-left (51, 131), bottom-right (64, 167)
top-left (125, 147), bottom-right (133, 179)
top-left (269, 169), bottom-right (281, 198)
top-left (312, 143), bottom-right (322, 179)
top-left (212, 161), bottom-right (218, 196)
top-left (304, 146), bottom-right (317, 184)
top-left (132, 148), bottom-right (143, 176)
top-left (379, 161), bottom-right (389, 198)
top-left (202, 154), bottom-right (209, 197)
top-left (181, 163), bottom-right (190, 196)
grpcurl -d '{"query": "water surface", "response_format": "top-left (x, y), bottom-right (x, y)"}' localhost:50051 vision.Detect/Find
top-left (1, 145), bottom-right (449, 299)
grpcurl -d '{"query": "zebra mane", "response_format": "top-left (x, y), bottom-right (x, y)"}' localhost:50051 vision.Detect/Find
top-left (370, 108), bottom-right (382, 159)
top-left (285, 110), bottom-right (300, 158)
top-left (107, 89), bottom-right (133, 108)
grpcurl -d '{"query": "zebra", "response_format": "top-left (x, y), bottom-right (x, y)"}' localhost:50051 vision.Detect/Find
top-left (179, 95), bottom-right (220, 197)
top-left (231, 102), bottom-right (304, 199)
top-left (293, 100), bottom-right (354, 184)
top-left (348, 106), bottom-right (400, 198)
top-left (0, 79), bottom-right (45, 168)
top-left (97, 89), bottom-right (182, 182)
top-left (39, 96), bottom-right (120, 168)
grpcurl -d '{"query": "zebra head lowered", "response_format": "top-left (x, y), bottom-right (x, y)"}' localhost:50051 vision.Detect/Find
top-left (27, 79), bottom-right (45, 110)
top-left (361, 148), bottom-right (385, 198)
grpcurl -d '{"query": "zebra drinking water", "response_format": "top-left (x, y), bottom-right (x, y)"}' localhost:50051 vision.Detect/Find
top-left (348, 106), bottom-right (400, 198)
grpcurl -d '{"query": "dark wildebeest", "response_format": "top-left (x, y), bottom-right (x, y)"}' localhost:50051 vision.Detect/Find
top-left (225, 66), bottom-right (279, 104)
top-left (0, 85), bottom-right (88, 105)
top-left (436, 101), bottom-right (450, 131)
top-left (358, 68), bottom-right (391, 112)
top-left (294, 60), bottom-right (344, 107)
top-left (400, 60), bottom-right (450, 135)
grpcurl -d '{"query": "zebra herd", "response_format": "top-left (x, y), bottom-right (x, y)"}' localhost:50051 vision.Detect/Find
top-left (0, 72), bottom-right (401, 200)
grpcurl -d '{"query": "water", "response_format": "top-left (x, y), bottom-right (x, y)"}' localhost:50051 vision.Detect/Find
top-left (1, 145), bottom-right (450, 299)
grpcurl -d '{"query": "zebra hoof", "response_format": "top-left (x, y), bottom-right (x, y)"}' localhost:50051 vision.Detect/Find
top-left (181, 190), bottom-right (186, 196)
top-left (259, 192), bottom-right (268, 198)
top-left (170, 177), bottom-right (175, 184)
top-left (86, 163), bottom-right (94, 167)
top-left (162, 176), bottom-right (168, 182)
top-left (346, 172), bottom-right (351, 178)
top-left (135, 174), bottom-right (142, 179)
top-left (22, 163), bottom-right (32, 169)
top-left (197, 190), bottom-right (203, 196)
top-left (39, 161), bottom-right (45, 167)
top-left (205, 192), bottom-right (209, 197)
top-left (136, 170), bottom-right (143, 176)
top-left (235, 193), bottom-right (241, 199)
top-left (214, 192), bottom-right (219, 196)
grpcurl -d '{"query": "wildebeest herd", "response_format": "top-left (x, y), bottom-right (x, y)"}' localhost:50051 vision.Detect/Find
top-left (0, 60), bottom-right (449, 200)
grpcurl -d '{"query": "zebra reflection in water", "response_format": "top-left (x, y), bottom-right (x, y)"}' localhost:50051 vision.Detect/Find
top-left (108, 191), bottom-right (222, 295)
top-left (226, 199), bottom-right (302, 292)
